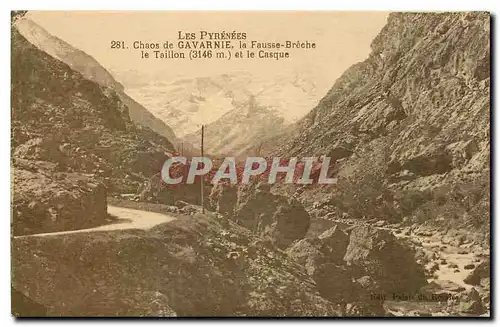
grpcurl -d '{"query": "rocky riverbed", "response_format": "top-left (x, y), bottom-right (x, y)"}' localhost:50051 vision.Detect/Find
top-left (318, 218), bottom-right (491, 317)
top-left (387, 226), bottom-right (490, 316)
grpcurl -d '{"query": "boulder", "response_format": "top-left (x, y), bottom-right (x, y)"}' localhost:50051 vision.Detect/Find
top-left (480, 277), bottom-right (490, 289)
top-left (356, 94), bottom-right (407, 136)
top-left (464, 259), bottom-right (490, 285)
top-left (287, 225), bottom-right (383, 312)
top-left (458, 288), bottom-right (485, 315)
top-left (287, 238), bottom-right (325, 276)
top-left (269, 197), bottom-right (311, 248)
top-left (317, 225), bottom-right (350, 262)
top-left (234, 181), bottom-right (310, 248)
top-left (313, 263), bottom-right (356, 304)
top-left (12, 168), bottom-right (107, 235)
top-left (343, 226), bottom-right (426, 294)
top-left (287, 225), bottom-right (349, 275)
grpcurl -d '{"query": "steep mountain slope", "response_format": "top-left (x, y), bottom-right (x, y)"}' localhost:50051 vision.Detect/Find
top-left (16, 18), bottom-right (123, 91)
top-left (11, 26), bottom-right (347, 317)
top-left (11, 27), bottom-right (175, 234)
top-left (13, 213), bottom-right (340, 317)
top-left (274, 13), bottom-right (490, 237)
top-left (119, 91), bottom-right (177, 143)
top-left (15, 18), bottom-right (177, 142)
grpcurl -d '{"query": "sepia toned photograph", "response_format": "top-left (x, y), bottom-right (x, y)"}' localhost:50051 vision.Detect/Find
top-left (10, 10), bottom-right (490, 317)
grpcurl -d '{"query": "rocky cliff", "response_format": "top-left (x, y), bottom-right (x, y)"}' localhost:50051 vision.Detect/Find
top-left (209, 181), bottom-right (311, 249)
top-left (11, 28), bottom-right (175, 234)
top-left (274, 12), bottom-right (490, 239)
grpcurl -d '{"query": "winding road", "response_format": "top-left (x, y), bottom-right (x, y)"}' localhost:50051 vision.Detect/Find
top-left (13, 206), bottom-right (177, 238)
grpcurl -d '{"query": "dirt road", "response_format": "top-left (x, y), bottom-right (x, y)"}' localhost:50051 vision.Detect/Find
top-left (14, 206), bottom-right (177, 238)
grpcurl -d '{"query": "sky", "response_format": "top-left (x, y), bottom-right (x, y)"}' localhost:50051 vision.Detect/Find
top-left (28, 11), bottom-right (388, 93)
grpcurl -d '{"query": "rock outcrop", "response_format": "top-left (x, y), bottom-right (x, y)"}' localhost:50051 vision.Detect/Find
top-left (12, 168), bottom-right (107, 235)
top-left (288, 224), bottom-right (426, 315)
top-left (271, 12), bottom-right (490, 240)
top-left (287, 226), bottom-right (362, 313)
top-left (287, 225), bottom-right (349, 275)
top-left (230, 182), bottom-right (310, 248)
top-left (12, 214), bottom-right (339, 317)
top-left (464, 259), bottom-right (490, 286)
top-left (344, 226), bottom-right (426, 294)
top-left (11, 27), bottom-right (175, 233)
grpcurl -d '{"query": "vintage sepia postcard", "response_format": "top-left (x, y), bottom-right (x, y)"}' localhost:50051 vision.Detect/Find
top-left (10, 10), bottom-right (491, 317)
